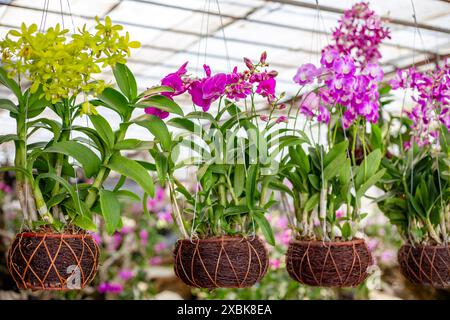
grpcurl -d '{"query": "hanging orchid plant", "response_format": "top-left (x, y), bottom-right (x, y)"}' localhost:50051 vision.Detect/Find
top-left (282, 2), bottom-right (389, 242)
top-left (378, 63), bottom-right (450, 245)
top-left (0, 17), bottom-right (168, 234)
top-left (143, 52), bottom-right (301, 246)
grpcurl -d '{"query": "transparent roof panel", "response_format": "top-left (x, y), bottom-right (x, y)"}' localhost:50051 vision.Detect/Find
top-left (0, 0), bottom-right (449, 142)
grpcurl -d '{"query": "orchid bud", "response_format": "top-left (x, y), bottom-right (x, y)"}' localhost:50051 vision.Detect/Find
top-left (259, 115), bottom-right (269, 122)
top-left (278, 103), bottom-right (286, 110)
top-left (267, 70), bottom-right (278, 78)
top-left (244, 57), bottom-right (253, 70)
top-left (260, 51), bottom-right (267, 64)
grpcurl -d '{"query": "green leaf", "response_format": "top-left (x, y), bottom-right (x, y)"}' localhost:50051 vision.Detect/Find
top-left (168, 117), bottom-right (203, 135)
top-left (46, 193), bottom-right (67, 209)
top-left (355, 149), bottom-right (383, 188)
top-left (45, 141), bottom-right (101, 178)
top-left (73, 215), bottom-right (97, 231)
top-left (233, 164), bottom-right (245, 197)
top-left (29, 118), bottom-right (62, 141)
top-left (323, 152), bottom-right (347, 181)
top-left (246, 165), bottom-right (259, 209)
top-left (136, 95), bottom-right (183, 116)
top-left (72, 126), bottom-right (106, 159)
top-left (268, 180), bottom-right (293, 197)
top-left (341, 222), bottom-right (351, 239)
top-left (138, 85), bottom-right (174, 98)
top-left (324, 140), bottom-right (348, 167)
top-left (136, 160), bottom-right (156, 171)
top-left (0, 134), bottom-right (18, 144)
top-left (289, 145), bottom-right (310, 172)
top-left (0, 67), bottom-right (21, 99)
top-left (252, 212), bottom-right (275, 246)
top-left (224, 205), bottom-right (249, 216)
top-left (106, 154), bottom-right (155, 197)
top-left (308, 174), bottom-right (320, 191)
top-left (216, 99), bottom-right (240, 120)
top-left (97, 87), bottom-right (129, 117)
top-left (100, 189), bottom-right (121, 235)
top-left (151, 150), bottom-right (168, 186)
top-left (0, 99), bottom-right (18, 114)
top-left (356, 168), bottom-right (386, 200)
top-left (339, 158), bottom-right (351, 186)
top-left (89, 114), bottom-right (115, 150)
top-left (186, 111), bottom-right (218, 127)
top-left (113, 63), bottom-right (137, 101)
top-left (305, 193), bottom-right (320, 212)
top-left (115, 190), bottom-right (141, 202)
top-left (135, 115), bottom-right (171, 151)
top-left (0, 166), bottom-right (32, 179)
top-left (114, 139), bottom-right (155, 150)
top-left (370, 124), bottom-right (382, 150)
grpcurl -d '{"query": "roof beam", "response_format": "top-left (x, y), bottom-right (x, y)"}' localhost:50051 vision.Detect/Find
top-left (384, 52), bottom-right (449, 76)
top-left (123, 0), bottom-right (439, 55)
top-left (1, 2), bottom-right (437, 55)
top-left (266, 0), bottom-right (450, 34)
top-left (0, 3), bottom-right (317, 54)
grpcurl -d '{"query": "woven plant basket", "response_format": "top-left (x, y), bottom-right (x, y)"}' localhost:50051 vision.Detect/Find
top-left (173, 236), bottom-right (269, 289)
top-left (398, 243), bottom-right (450, 289)
top-left (7, 232), bottom-right (100, 291)
top-left (286, 238), bottom-right (373, 287)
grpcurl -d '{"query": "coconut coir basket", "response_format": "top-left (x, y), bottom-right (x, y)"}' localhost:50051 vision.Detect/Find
top-left (286, 238), bottom-right (373, 287)
top-left (398, 243), bottom-right (450, 289)
top-left (7, 232), bottom-right (100, 290)
top-left (173, 235), bottom-right (269, 289)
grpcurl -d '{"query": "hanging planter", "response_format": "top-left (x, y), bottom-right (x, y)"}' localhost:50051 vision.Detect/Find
top-left (397, 244), bottom-right (450, 289)
top-left (173, 236), bottom-right (268, 289)
top-left (286, 238), bottom-right (372, 287)
top-left (8, 232), bottom-right (99, 290)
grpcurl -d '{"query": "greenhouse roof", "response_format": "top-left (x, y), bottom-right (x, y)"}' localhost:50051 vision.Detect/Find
top-left (0, 0), bottom-right (449, 146)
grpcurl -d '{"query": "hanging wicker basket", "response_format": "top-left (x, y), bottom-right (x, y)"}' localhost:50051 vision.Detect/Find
top-left (173, 236), bottom-right (269, 289)
top-left (7, 232), bottom-right (100, 291)
top-left (398, 243), bottom-right (450, 289)
top-left (286, 238), bottom-right (373, 287)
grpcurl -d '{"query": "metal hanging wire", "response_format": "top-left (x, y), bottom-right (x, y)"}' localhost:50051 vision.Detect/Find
top-left (189, 0), bottom-right (252, 239)
top-left (189, 0), bottom-right (210, 241)
top-left (211, 0), bottom-right (252, 238)
top-left (311, 0), bottom-right (329, 241)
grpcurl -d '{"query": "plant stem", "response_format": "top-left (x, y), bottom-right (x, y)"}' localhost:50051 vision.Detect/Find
top-left (51, 101), bottom-right (70, 219)
top-left (361, 121), bottom-right (367, 180)
top-left (218, 175), bottom-right (227, 206)
top-left (351, 124), bottom-right (358, 167)
top-left (426, 218), bottom-right (442, 244)
top-left (440, 209), bottom-right (447, 243)
top-left (168, 178), bottom-right (188, 238)
top-left (85, 164), bottom-right (108, 209)
top-left (319, 183), bottom-right (329, 241)
top-left (224, 174), bottom-right (239, 205)
top-left (14, 112), bottom-right (31, 224)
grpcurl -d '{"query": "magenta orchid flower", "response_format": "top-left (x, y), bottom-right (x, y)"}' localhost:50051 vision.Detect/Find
top-left (293, 63), bottom-right (319, 85)
top-left (144, 62), bottom-right (188, 118)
